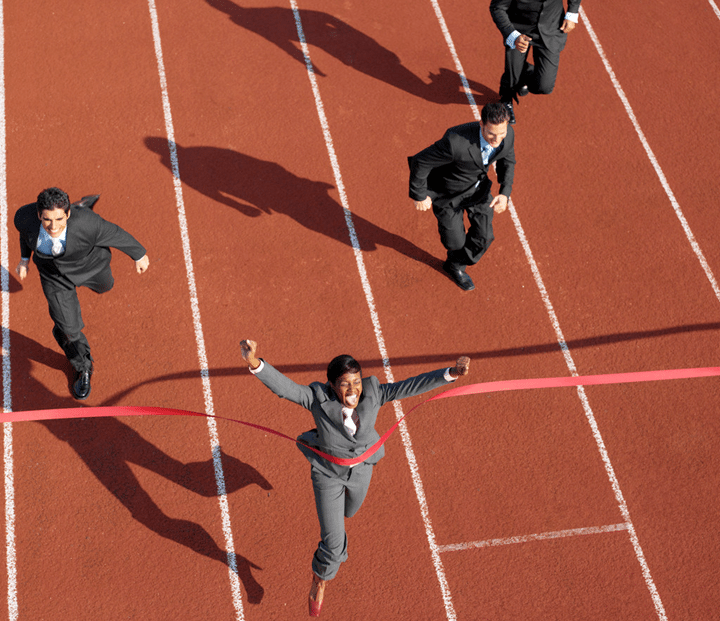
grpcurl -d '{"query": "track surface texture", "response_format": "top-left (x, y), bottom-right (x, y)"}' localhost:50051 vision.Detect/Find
top-left (1, 0), bottom-right (719, 619)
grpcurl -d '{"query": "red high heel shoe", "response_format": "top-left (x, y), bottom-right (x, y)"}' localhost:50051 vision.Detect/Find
top-left (308, 573), bottom-right (327, 617)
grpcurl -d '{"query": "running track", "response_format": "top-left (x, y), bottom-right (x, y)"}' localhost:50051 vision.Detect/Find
top-left (1, 0), bottom-right (719, 619)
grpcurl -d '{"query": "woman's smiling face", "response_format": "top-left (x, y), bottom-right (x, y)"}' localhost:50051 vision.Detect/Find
top-left (332, 371), bottom-right (363, 409)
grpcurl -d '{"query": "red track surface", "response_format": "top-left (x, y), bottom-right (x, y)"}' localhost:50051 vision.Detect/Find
top-left (2, 0), bottom-right (719, 619)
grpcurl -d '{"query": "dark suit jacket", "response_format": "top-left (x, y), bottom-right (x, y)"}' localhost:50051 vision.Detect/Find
top-left (253, 361), bottom-right (451, 477)
top-left (490, 0), bottom-right (582, 53)
top-left (14, 203), bottom-right (146, 288)
top-left (408, 122), bottom-right (515, 210)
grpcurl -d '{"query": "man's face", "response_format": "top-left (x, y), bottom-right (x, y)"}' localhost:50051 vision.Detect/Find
top-left (39, 207), bottom-right (70, 238)
top-left (481, 120), bottom-right (508, 149)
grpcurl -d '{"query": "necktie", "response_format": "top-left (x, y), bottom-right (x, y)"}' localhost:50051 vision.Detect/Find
top-left (341, 407), bottom-right (357, 435)
top-left (482, 144), bottom-right (493, 166)
top-left (51, 238), bottom-right (64, 257)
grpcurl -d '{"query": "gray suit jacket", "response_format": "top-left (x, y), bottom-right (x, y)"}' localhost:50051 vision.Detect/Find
top-left (15, 202), bottom-right (146, 288)
top-left (253, 361), bottom-right (452, 477)
top-left (408, 122), bottom-right (515, 210)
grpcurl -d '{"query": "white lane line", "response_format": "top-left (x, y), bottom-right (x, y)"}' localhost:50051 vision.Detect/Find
top-left (289, 2), bottom-right (457, 619)
top-left (427, 1), bottom-right (668, 619)
top-left (508, 201), bottom-right (668, 621)
top-left (438, 523), bottom-right (629, 553)
top-left (146, 2), bottom-right (244, 619)
top-left (581, 7), bottom-right (720, 304)
top-left (709, 0), bottom-right (720, 20)
top-left (428, 0), bottom-right (479, 117)
top-left (0, 0), bottom-right (17, 617)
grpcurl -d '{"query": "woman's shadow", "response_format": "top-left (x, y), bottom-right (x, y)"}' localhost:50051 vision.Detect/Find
top-left (204, 0), bottom-right (496, 105)
top-left (145, 137), bottom-right (442, 270)
top-left (9, 329), bottom-right (270, 604)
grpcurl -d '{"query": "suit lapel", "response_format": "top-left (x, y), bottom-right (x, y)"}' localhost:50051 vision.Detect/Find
top-left (467, 143), bottom-right (485, 169)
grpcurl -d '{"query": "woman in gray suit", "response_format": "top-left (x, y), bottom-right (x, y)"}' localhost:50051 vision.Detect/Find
top-left (240, 339), bottom-right (470, 617)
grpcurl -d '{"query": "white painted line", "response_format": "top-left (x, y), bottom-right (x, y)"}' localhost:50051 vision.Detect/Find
top-left (508, 199), bottom-right (668, 621)
top-left (289, 2), bottom-right (457, 619)
top-left (428, 0), bottom-right (480, 119)
top-left (145, 2), bottom-right (244, 619)
top-left (0, 0), bottom-right (17, 617)
top-left (438, 523), bottom-right (629, 553)
top-left (709, 0), bottom-right (720, 20)
top-left (426, 2), bottom-right (668, 619)
top-left (580, 7), bottom-right (720, 305)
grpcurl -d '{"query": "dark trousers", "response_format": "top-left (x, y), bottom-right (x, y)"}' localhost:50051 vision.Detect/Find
top-left (41, 264), bottom-right (114, 373)
top-left (433, 197), bottom-right (495, 268)
top-left (500, 42), bottom-right (561, 100)
top-left (310, 462), bottom-right (374, 581)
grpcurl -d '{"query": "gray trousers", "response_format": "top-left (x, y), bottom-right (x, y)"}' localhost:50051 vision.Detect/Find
top-left (310, 462), bottom-right (374, 580)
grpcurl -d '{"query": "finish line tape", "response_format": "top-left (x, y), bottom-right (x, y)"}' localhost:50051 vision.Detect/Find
top-left (3, 366), bottom-right (718, 466)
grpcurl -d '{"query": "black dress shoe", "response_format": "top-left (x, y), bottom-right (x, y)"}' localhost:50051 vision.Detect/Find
top-left (72, 369), bottom-right (92, 400)
top-left (502, 100), bottom-right (516, 125)
top-left (519, 63), bottom-right (534, 97)
top-left (443, 262), bottom-right (475, 291)
top-left (72, 194), bottom-right (100, 211)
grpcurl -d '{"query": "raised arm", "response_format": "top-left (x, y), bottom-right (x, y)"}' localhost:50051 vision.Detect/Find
top-left (240, 339), bottom-right (316, 409)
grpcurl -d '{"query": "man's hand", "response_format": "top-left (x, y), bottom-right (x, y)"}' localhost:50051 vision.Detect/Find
top-left (414, 197), bottom-right (433, 212)
top-left (240, 339), bottom-right (262, 370)
top-left (449, 356), bottom-right (470, 379)
top-left (516, 34), bottom-right (532, 53)
top-left (560, 19), bottom-right (576, 34)
top-left (15, 259), bottom-right (29, 281)
top-left (135, 255), bottom-right (150, 274)
top-left (490, 194), bottom-right (508, 214)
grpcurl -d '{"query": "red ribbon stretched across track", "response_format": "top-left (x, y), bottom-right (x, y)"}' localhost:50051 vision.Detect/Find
top-left (3, 366), bottom-right (718, 466)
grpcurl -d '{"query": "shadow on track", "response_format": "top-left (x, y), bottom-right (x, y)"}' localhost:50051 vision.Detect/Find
top-left (204, 0), bottom-right (496, 105)
top-left (145, 137), bottom-right (442, 270)
top-left (92, 322), bottom-right (720, 404)
top-left (8, 329), bottom-right (270, 604)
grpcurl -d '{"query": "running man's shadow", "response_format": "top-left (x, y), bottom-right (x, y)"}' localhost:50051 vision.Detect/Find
top-left (9, 329), bottom-right (270, 604)
top-left (204, 0), bottom-right (496, 105)
top-left (145, 138), bottom-right (441, 269)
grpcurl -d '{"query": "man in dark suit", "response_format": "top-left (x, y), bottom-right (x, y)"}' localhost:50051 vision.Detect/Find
top-left (15, 187), bottom-right (149, 399)
top-left (490, 0), bottom-right (581, 123)
top-left (408, 102), bottom-right (514, 291)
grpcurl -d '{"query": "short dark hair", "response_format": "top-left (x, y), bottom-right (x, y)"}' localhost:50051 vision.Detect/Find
top-left (327, 355), bottom-right (362, 384)
top-left (36, 187), bottom-right (70, 215)
top-left (481, 102), bottom-right (511, 126)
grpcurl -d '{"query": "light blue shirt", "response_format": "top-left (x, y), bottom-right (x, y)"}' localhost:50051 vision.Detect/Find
top-left (479, 131), bottom-right (496, 166)
top-left (35, 225), bottom-right (67, 257)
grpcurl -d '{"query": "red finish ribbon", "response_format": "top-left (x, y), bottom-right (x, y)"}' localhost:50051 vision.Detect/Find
top-left (3, 366), bottom-right (718, 467)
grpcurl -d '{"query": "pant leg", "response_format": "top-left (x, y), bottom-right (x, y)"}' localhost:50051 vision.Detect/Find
top-left (41, 278), bottom-right (93, 373)
top-left (344, 462), bottom-right (373, 518)
top-left (311, 467), bottom-right (350, 580)
top-left (432, 203), bottom-right (468, 267)
top-left (462, 202), bottom-right (495, 265)
top-left (528, 44), bottom-right (561, 95)
top-left (82, 262), bottom-right (115, 294)
top-left (309, 463), bottom-right (374, 580)
top-left (500, 45), bottom-right (530, 101)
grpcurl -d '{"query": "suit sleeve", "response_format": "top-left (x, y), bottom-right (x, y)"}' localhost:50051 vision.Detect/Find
top-left (489, 0), bottom-right (516, 41)
top-left (567, 1), bottom-right (582, 13)
top-left (90, 213), bottom-right (146, 261)
top-left (14, 205), bottom-right (35, 259)
top-left (408, 132), bottom-right (456, 201)
top-left (496, 128), bottom-right (516, 197)
top-left (252, 360), bottom-right (317, 411)
top-left (378, 368), bottom-right (451, 406)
